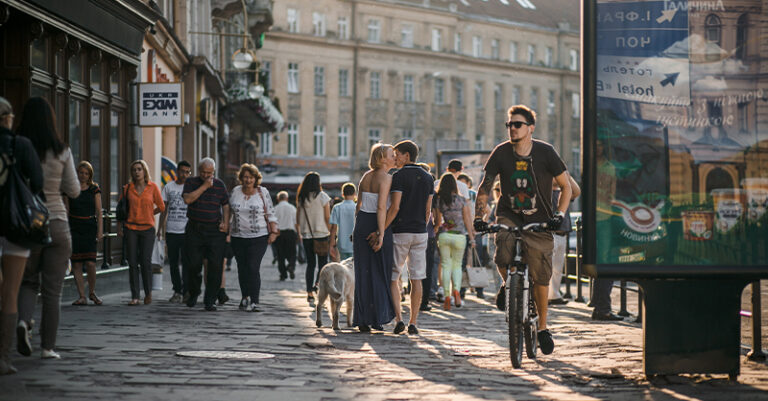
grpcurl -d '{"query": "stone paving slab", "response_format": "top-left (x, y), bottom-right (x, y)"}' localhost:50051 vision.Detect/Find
top-left (1, 251), bottom-right (766, 401)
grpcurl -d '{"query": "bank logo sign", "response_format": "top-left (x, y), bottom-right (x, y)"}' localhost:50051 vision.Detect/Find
top-left (139, 83), bottom-right (183, 126)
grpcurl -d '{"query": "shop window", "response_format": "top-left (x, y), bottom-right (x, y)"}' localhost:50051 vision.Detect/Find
top-left (30, 38), bottom-right (47, 70)
top-left (69, 99), bottom-right (83, 162)
top-left (90, 106), bottom-right (102, 184)
top-left (90, 64), bottom-right (102, 91)
top-left (110, 71), bottom-right (121, 96)
top-left (110, 111), bottom-right (121, 209)
top-left (69, 53), bottom-right (83, 83)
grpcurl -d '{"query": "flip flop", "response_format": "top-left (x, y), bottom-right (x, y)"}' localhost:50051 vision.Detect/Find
top-left (72, 298), bottom-right (87, 306)
top-left (89, 293), bottom-right (103, 305)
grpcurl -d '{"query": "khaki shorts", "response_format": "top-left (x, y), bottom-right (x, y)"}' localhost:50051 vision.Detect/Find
top-left (493, 215), bottom-right (554, 286)
top-left (392, 233), bottom-right (428, 281)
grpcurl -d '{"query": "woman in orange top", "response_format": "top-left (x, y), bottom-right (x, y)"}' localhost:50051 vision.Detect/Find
top-left (120, 160), bottom-right (165, 305)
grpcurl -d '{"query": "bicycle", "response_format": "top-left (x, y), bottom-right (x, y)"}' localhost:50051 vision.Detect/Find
top-left (477, 221), bottom-right (551, 368)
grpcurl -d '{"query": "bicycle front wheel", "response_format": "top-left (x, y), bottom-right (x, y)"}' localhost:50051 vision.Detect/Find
top-left (506, 273), bottom-right (525, 368)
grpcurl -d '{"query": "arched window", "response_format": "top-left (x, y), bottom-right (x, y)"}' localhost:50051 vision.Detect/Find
top-left (705, 167), bottom-right (733, 194)
top-left (705, 14), bottom-right (721, 61)
top-left (736, 14), bottom-right (748, 60)
top-left (705, 14), bottom-right (721, 45)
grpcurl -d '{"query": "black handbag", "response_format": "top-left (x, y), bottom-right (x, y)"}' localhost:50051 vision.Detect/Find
top-left (116, 184), bottom-right (129, 221)
top-left (0, 136), bottom-right (51, 247)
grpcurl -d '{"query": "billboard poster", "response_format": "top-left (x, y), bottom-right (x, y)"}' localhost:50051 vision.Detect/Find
top-left (595, 0), bottom-right (768, 267)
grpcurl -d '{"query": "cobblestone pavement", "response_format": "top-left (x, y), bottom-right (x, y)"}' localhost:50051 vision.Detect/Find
top-left (1, 253), bottom-right (767, 401)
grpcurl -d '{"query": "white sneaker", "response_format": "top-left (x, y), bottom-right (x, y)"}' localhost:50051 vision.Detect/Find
top-left (41, 349), bottom-right (61, 359)
top-left (239, 298), bottom-right (249, 311)
top-left (436, 286), bottom-right (444, 301)
top-left (249, 303), bottom-right (260, 312)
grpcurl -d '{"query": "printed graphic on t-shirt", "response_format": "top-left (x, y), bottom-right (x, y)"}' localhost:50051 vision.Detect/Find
top-left (509, 159), bottom-right (537, 216)
top-left (163, 182), bottom-right (188, 233)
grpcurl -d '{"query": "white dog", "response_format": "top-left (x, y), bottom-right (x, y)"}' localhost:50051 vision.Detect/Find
top-left (315, 257), bottom-right (354, 330)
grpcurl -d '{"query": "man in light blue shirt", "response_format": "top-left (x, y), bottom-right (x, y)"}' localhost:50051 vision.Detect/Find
top-left (330, 183), bottom-right (357, 261)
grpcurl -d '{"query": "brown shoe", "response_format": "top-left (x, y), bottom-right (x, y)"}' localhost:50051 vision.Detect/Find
top-left (443, 296), bottom-right (451, 311)
top-left (144, 295), bottom-right (152, 305)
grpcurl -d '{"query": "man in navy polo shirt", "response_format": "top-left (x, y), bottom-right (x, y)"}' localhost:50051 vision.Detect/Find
top-left (388, 140), bottom-right (434, 335)
top-left (182, 157), bottom-right (230, 311)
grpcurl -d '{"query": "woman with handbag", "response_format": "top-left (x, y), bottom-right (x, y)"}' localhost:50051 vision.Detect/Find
top-left (296, 172), bottom-right (331, 304)
top-left (68, 161), bottom-right (104, 306)
top-left (120, 160), bottom-right (164, 306)
top-left (228, 164), bottom-right (278, 312)
top-left (16, 97), bottom-right (80, 360)
top-left (0, 97), bottom-right (43, 375)
top-left (434, 173), bottom-right (474, 310)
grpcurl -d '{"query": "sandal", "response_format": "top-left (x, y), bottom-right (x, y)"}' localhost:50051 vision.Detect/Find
top-left (89, 293), bottom-right (103, 305)
top-left (72, 297), bottom-right (87, 306)
top-left (128, 299), bottom-right (140, 306)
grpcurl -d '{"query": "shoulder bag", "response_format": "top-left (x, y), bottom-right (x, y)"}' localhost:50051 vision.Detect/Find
top-left (302, 200), bottom-right (329, 256)
top-left (115, 184), bottom-right (130, 221)
top-left (257, 186), bottom-right (279, 244)
top-left (0, 136), bottom-right (51, 246)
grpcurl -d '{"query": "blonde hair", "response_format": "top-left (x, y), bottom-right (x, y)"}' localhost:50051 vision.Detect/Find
top-left (77, 160), bottom-right (95, 186)
top-left (237, 163), bottom-right (262, 186)
top-left (129, 160), bottom-right (151, 184)
top-left (368, 143), bottom-right (393, 170)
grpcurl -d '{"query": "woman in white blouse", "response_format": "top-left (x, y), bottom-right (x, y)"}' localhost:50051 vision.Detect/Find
top-left (229, 164), bottom-right (278, 312)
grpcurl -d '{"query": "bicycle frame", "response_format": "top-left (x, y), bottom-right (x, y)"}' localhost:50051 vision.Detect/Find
top-left (507, 236), bottom-right (538, 330)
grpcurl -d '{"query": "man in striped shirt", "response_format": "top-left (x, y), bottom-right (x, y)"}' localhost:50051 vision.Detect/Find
top-left (182, 157), bottom-right (230, 311)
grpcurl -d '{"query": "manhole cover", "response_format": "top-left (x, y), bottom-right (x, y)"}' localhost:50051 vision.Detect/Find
top-left (176, 351), bottom-right (275, 360)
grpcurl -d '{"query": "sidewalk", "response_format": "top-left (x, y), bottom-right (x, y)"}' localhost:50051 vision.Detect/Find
top-left (1, 250), bottom-right (767, 401)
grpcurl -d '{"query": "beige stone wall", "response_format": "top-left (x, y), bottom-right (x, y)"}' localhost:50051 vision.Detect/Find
top-left (262, 0), bottom-right (580, 177)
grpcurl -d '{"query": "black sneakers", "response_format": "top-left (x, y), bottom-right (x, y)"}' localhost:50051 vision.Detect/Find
top-left (407, 324), bottom-right (419, 335)
top-left (538, 329), bottom-right (554, 355)
top-left (393, 321), bottom-right (406, 334)
top-left (591, 311), bottom-right (624, 321)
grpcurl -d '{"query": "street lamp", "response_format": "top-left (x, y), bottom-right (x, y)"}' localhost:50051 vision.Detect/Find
top-left (232, 48), bottom-right (254, 70)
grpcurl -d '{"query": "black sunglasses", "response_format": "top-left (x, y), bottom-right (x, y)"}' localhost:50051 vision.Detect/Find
top-left (505, 121), bottom-right (531, 129)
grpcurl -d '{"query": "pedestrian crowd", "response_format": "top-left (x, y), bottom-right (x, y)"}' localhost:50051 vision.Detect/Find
top-left (0, 98), bottom-right (625, 376)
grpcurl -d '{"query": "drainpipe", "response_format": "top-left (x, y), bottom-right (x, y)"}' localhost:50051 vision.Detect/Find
top-left (130, 78), bottom-right (142, 161)
top-left (351, 0), bottom-right (359, 178)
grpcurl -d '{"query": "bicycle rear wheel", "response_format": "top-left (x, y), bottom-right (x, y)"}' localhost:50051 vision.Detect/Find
top-left (506, 273), bottom-right (524, 368)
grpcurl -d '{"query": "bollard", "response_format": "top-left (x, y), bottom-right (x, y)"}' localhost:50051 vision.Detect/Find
top-left (747, 280), bottom-right (766, 361)
top-left (101, 209), bottom-right (110, 270)
top-left (618, 280), bottom-right (630, 317)
top-left (575, 218), bottom-right (585, 303)
top-left (635, 287), bottom-right (643, 323)
top-left (564, 232), bottom-right (572, 299)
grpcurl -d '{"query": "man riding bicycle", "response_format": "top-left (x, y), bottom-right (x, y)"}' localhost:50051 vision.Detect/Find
top-left (474, 104), bottom-right (572, 355)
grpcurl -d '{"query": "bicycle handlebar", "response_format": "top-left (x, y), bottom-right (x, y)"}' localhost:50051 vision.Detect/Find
top-left (477, 222), bottom-right (552, 234)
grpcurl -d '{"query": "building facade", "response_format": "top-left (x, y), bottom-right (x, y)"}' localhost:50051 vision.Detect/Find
top-left (258, 0), bottom-right (581, 186)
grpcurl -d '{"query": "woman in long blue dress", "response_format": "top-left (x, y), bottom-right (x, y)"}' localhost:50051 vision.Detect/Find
top-left (353, 143), bottom-right (396, 332)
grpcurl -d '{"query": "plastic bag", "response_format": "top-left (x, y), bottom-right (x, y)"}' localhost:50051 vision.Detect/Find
top-left (297, 241), bottom-right (307, 264)
top-left (151, 237), bottom-right (165, 270)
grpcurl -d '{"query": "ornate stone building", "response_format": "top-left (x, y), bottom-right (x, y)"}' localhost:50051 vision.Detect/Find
top-left (257, 0), bottom-right (580, 188)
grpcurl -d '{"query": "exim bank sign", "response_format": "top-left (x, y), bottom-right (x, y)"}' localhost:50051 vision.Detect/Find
top-left (138, 82), bottom-right (183, 126)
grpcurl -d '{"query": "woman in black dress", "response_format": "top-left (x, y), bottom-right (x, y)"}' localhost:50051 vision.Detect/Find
top-left (68, 161), bottom-right (103, 305)
top-left (352, 143), bottom-right (396, 332)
